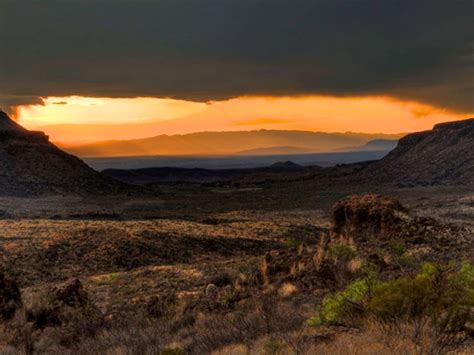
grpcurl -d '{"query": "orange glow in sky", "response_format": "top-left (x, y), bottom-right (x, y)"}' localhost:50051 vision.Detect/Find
top-left (18, 96), bottom-right (208, 126)
top-left (16, 96), bottom-right (472, 144)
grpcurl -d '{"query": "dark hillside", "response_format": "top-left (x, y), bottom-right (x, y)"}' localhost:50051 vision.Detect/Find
top-left (361, 118), bottom-right (474, 186)
top-left (0, 111), bottom-right (125, 196)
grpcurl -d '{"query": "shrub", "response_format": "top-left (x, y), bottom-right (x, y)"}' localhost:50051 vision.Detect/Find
top-left (306, 274), bottom-right (377, 327)
top-left (368, 262), bottom-right (474, 353)
top-left (323, 242), bottom-right (360, 288)
top-left (387, 240), bottom-right (405, 257)
top-left (264, 338), bottom-right (286, 355)
top-left (328, 244), bottom-right (358, 263)
top-left (308, 262), bottom-right (474, 354)
top-left (0, 272), bottom-right (22, 321)
top-left (160, 347), bottom-right (185, 355)
top-left (187, 297), bottom-right (305, 353)
top-left (284, 236), bottom-right (304, 249)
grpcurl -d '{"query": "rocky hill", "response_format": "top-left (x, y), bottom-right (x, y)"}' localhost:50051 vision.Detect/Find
top-left (0, 111), bottom-right (123, 196)
top-left (362, 118), bottom-right (474, 186)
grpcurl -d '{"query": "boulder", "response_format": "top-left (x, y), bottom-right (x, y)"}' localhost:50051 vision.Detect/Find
top-left (0, 272), bottom-right (22, 321)
top-left (331, 194), bottom-right (409, 241)
top-left (50, 278), bottom-right (88, 307)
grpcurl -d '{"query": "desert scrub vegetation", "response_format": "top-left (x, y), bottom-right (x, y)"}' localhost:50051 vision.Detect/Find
top-left (183, 296), bottom-right (310, 354)
top-left (1, 278), bottom-right (105, 354)
top-left (308, 261), bottom-right (474, 354)
top-left (0, 272), bottom-right (314, 354)
top-left (313, 232), bottom-right (363, 289)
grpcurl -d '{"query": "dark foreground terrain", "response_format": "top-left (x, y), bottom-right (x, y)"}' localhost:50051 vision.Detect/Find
top-left (0, 179), bottom-right (473, 354)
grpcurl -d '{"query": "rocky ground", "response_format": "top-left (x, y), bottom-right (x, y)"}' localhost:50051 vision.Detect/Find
top-left (0, 182), bottom-right (472, 354)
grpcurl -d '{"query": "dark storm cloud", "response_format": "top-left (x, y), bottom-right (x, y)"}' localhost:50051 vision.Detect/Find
top-left (0, 0), bottom-right (473, 113)
top-left (0, 96), bottom-right (44, 118)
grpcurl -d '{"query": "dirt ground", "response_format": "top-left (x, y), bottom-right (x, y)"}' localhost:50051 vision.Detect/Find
top-left (0, 180), bottom-right (473, 353)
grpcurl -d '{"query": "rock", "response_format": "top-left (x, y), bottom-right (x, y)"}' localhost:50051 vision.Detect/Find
top-left (0, 272), bottom-right (22, 321)
top-left (329, 194), bottom-right (472, 264)
top-left (209, 272), bottom-right (232, 287)
top-left (50, 278), bottom-right (88, 307)
top-left (205, 284), bottom-right (219, 299)
top-left (331, 194), bottom-right (409, 241)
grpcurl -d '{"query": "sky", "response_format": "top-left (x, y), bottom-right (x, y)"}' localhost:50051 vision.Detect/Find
top-left (1, 0), bottom-right (473, 143)
top-left (17, 95), bottom-right (470, 144)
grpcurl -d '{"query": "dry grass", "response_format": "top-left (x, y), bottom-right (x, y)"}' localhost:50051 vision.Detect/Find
top-left (0, 294), bottom-right (311, 354)
top-left (0, 216), bottom-right (302, 287)
top-left (0, 186), bottom-right (473, 354)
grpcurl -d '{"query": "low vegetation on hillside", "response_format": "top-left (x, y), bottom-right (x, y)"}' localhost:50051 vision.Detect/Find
top-left (0, 195), bottom-right (473, 354)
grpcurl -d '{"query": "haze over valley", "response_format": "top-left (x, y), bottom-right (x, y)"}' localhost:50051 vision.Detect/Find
top-left (63, 130), bottom-right (403, 157)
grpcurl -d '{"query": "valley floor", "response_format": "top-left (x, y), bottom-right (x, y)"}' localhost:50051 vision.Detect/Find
top-left (0, 181), bottom-right (473, 353)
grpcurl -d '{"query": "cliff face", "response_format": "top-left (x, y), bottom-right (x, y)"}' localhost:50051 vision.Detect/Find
top-left (0, 111), bottom-right (121, 196)
top-left (363, 118), bottom-right (474, 186)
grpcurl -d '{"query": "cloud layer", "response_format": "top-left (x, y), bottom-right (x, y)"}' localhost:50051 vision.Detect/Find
top-left (1, 0), bottom-right (473, 114)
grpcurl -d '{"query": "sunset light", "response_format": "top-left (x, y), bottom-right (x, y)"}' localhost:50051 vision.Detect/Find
top-left (17, 96), bottom-right (208, 127)
top-left (16, 95), bottom-right (471, 144)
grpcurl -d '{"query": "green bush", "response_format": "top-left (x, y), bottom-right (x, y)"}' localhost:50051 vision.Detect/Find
top-left (308, 262), bottom-right (474, 353)
top-left (367, 262), bottom-right (474, 332)
top-left (328, 244), bottom-right (357, 263)
top-left (318, 242), bottom-right (360, 289)
top-left (284, 236), bottom-right (303, 249)
top-left (387, 240), bottom-right (406, 257)
top-left (264, 338), bottom-right (286, 355)
top-left (306, 274), bottom-right (377, 327)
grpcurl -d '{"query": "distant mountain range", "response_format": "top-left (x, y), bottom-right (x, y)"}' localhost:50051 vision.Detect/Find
top-left (335, 139), bottom-right (399, 152)
top-left (63, 130), bottom-right (404, 157)
top-left (101, 118), bottom-right (474, 187)
top-left (235, 146), bottom-right (314, 155)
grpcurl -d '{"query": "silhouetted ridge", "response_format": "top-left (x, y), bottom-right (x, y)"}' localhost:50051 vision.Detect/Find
top-left (0, 112), bottom-right (124, 196)
top-left (0, 111), bottom-right (26, 132)
top-left (361, 118), bottom-right (474, 186)
top-left (433, 118), bottom-right (474, 130)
